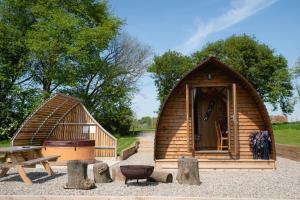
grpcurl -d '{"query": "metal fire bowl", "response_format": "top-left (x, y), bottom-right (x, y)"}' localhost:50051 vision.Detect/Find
top-left (120, 165), bottom-right (154, 180)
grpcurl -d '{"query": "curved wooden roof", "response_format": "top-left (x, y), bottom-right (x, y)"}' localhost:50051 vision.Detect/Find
top-left (11, 93), bottom-right (83, 145)
top-left (156, 56), bottom-right (273, 138)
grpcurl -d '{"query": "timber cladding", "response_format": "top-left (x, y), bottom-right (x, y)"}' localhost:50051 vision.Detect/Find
top-left (11, 93), bottom-right (117, 159)
top-left (155, 57), bottom-right (275, 163)
top-left (50, 104), bottom-right (116, 157)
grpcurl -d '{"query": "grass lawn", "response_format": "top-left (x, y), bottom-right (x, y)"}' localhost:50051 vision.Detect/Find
top-left (0, 140), bottom-right (10, 147)
top-left (273, 122), bottom-right (300, 148)
top-left (116, 134), bottom-right (137, 156)
top-left (0, 140), bottom-right (10, 157)
top-left (116, 128), bottom-right (154, 156)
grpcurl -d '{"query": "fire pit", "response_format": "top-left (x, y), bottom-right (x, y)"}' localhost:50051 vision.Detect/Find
top-left (120, 165), bottom-right (154, 184)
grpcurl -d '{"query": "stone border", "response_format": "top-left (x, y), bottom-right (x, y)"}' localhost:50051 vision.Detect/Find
top-left (276, 144), bottom-right (300, 161)
top-left (0, 195), bottom-right (291, 200)
top-left (119, 141), bottom-right (140, 160)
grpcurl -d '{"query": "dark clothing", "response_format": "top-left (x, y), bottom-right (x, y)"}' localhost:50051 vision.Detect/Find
top-left (249, 131), bottom-right (271, 160)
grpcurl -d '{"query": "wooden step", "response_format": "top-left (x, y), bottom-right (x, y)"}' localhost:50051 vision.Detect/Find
top-left (155, 159), bottom-right (276, 170)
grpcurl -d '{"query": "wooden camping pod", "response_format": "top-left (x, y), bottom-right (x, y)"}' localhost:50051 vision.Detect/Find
top-left (11, 93), bottom-right (117, 159)
top-left (154, 57), bottom-right (276, 169)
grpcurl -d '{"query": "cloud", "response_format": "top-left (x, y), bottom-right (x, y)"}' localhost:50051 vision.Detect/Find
top-left (179, 0), bottom-right (277, 54)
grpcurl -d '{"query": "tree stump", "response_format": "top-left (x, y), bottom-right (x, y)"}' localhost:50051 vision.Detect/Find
top-left (176, 157), bottom-right (200, 185)
top-left (147, 171), bottom-right (173, 183)
top-left (93, 162), bottom-right (112, 183)
top-left (111, 164), bottom-right (126, 182)
top-left (64, 160), bottom-right (95, 190)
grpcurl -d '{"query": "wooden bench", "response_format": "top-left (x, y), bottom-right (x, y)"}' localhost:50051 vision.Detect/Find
top-left (0, 146), bottom-right (60, 185)
top-left (21, 155), bottom-right (59, 166)
top-left (0, 163), bottom-right (14, 168)
top-left (21, 155), bottom-right (60, 178)
top-left (0, 156), bottom-right (5, 163)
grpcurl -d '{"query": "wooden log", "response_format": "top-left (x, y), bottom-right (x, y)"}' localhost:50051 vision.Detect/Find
top-left (176, 157), bottom-right (200, 185)
top-left (64, 160), bottom-right (95, 190)
top-left (93, 162), bottom-right (112, 183)
top-left (147, 171), bottom-right (173, 183)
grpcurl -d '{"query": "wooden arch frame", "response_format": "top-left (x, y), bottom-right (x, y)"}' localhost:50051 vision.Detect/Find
top-left (11, 93), bottom-right (117, 159)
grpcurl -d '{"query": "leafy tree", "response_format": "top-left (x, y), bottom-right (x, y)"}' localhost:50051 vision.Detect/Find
top-left (148, 51), bottom-right (194, 104)
top-left (192, 35), bottom-right (294, 114)
top-left (295, 57), bottom-right (300, 97)
top-left (0, 0), bottom-right (123, 138)
top-left (23, 0), bottom-right (122, 96)
top-left (139, 116), bottom-right (152, 127)
top-left (137, 116), bottom-right (157, 129)
top-left (65, 33), bottom-right (151, 135)
top-left (0, 1), bottom-right (42, 139)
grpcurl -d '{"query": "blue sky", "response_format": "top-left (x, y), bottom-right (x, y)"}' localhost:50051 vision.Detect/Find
top-left (108, 0), bottom-right (300, 121)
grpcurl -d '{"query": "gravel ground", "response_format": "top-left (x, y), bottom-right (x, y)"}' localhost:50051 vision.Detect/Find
top-left (0, 157), bottom-right (299, 199)
top-left (1, 132), bottom-right (300, 199)
top-left (118, 131), bottom-right (154, 166)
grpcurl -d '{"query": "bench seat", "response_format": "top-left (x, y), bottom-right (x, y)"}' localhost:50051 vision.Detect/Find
top-left (21, 155), bottom-right (60, 166)
top-left (0, 163), bottom-right (14, 168)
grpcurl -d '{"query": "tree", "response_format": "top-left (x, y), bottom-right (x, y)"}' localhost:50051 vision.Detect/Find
top-left (23, 0), bottom-right (122, 96)
top-left (0, 1), bottom-right (42, 139)
top-left (138, 116), bottom-right (152, 128)
top-left (0, 0), bottom-right (122, 138)
top-left (295, 57), bottom-right (300, 97)
top-left (137, 116), bottom-right (157, 129)
top-left (148, 51), bottom-right (194, 104)
top-left (65, 33), bottom-right (151, 135)
top-left (192, 35), bottom-right (295, 114)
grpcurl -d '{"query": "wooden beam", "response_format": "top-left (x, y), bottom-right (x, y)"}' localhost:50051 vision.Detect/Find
top-left (41, 162), bottom-right (54, 176)
top-left (11, 94), bottom-right (58, 146)
top-left (227, 87), bottom-right (230, 150)
top-left (30, 99), bottom-right (69, 144)
top-left (191, 88), bottom-right (195, 155)
top-left (45, 102), bottom-right (80, 139)
top-left (80, 103), bottom-right (118, 160)
top-left (186, 84), bottom-right (190, 152)
top-left (58, 123), bottom-right (97, 125)
top-left (190, 83), bottom-right (231, 88)
top-left (232, 83), bottom-right (238, 159)
top-left (16, 165), bottom-right (32, 185)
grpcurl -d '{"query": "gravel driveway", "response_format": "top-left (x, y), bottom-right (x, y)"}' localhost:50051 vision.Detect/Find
top-left (0, 132), bottom-right (299, 199)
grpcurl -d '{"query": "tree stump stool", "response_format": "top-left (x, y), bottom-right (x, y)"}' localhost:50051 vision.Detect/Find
top-left (176, 157), bottom-right (200, 185)
top-left (111, 163), bottom-right (126, 182)
top-left (93, 162), bottom-right (112, 183)
top-left (64, 160), bottom-right (95, 190)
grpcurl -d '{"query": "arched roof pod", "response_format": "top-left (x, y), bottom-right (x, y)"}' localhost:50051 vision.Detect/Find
top-left (155, 57), bottom-right (275, 162)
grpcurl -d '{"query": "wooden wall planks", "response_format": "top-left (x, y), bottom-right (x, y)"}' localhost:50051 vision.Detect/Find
top-left (50, 104), bottom-right (116, 157)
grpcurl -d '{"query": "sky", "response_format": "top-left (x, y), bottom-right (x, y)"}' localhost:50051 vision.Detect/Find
top-left (108, 0), bottom-right (300, 121)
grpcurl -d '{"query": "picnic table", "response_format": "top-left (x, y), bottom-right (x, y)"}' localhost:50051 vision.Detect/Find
top-left (0, 146), bottom-right (59, 185)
